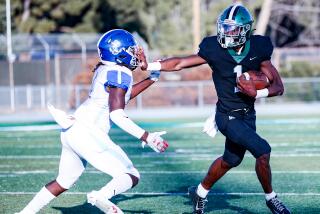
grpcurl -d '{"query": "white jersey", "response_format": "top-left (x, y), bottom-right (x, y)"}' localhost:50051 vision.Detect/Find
top-left (74, 63), bottom-right (133, 134)
top-left (54, 64), bottom-right (139, 189)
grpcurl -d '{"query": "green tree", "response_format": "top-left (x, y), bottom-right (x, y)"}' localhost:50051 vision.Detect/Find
top-left (0, 0), bottom-right (265, 55)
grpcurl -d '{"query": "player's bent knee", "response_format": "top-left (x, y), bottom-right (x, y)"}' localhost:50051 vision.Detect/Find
top-left (256, 153), bottom-right (271, 163)
top-left (56, 174), bottom-right (80, 189)
top-left (253, 139), bottom-right (271, 158)
top-left (46, 180), bottom-right (68, 196)
top-left (126, 167), bottom-right (140, 188)
top-left (130, 167), bottom-right (140, 179)
top-left (223, 157), bottom-right (242, 168)
top-left (222, 154), bottom-right (244, 168)
top-left (230, 159), bottom-right (242, 168)
top-left (127, 173), bottom-right (139, 188)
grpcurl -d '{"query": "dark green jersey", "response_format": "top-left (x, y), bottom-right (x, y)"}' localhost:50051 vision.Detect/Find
top-left (198, 35), bottom-right (273, 112)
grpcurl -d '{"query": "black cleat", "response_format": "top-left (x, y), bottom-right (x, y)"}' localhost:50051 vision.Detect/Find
top-left (188, 186), bottom-right (208, 214)
top-left (266, 196), bottom-right (291, 214)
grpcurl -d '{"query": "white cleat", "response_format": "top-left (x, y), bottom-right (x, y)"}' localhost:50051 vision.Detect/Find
top-left (87, 191), bottom-right (123, 214)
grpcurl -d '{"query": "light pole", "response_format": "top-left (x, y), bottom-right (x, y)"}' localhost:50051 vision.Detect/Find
top-left (193, 0), bottom-right (201, 53)
top-left (36, 33), bottom-right (51, 85)
top-left (6, 0), bottom-right (15, 111)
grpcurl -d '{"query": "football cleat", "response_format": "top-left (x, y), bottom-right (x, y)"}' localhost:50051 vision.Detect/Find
top-left (188, 186), bottom-right (208, 214)
top-left (87, 191), bottom-right (123, 214)
top-left (266, 196), bottom-right (291, 214)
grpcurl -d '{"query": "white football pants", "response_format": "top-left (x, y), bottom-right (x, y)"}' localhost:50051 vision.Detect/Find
top-left (56, 121), bottom-right (139, 189)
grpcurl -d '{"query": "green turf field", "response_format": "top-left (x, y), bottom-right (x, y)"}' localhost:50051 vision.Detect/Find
top-left (1, 116), bottom-right (320, 213)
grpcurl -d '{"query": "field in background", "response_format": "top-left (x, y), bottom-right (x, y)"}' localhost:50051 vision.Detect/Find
top-left (1, 115), bottom-right (320, 213)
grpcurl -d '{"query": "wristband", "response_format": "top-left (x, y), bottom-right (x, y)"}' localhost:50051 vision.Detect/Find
top-left (147, 62), bottom-right (161, 71)
top-left (256, 88), bottom-right (269, 98)
top-left (149, 70), bottom-right (161, 82)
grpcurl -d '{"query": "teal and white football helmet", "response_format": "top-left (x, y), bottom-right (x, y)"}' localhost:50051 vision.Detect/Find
top-left (217, 4), bottom-right (254, 48)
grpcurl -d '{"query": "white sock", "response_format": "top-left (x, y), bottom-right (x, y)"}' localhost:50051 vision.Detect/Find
top-left (99, 174), bottom-right (133, 199)
top-left (196, 183), bottom-right (209, 198)
top-left (20, 187), bottom-right (56, 213)
top-left (265, 191), bottom-right (277, 201)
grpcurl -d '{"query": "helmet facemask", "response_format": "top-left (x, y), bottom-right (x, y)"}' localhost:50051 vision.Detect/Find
top-left (217, 20), bottom-right (252, 48)
top-left (116, 45), bottom-right (139, 70)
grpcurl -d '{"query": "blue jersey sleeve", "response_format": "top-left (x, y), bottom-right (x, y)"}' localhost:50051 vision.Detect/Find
top-left (105, 70), bottom-right (132, 90)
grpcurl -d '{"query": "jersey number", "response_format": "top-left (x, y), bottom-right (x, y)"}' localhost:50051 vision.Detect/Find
top-left (234, 65), bottom-right (242, 93)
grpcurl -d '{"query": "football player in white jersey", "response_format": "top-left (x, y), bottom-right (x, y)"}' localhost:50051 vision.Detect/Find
top-left (16, 29), bottom-right (168, 214)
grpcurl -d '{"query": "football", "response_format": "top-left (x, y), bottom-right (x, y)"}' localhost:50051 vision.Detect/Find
top-left (238, 70), bottom-right (270, 90)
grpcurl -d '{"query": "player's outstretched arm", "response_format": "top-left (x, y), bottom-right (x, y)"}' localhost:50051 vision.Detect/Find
top-left (145, 55), bottom-right (207, 72)
top-left (260, 60), bottom-right (284, 97)
top-left (130, 71), bottom-right (160, 100)
top-left (108, 87), bottom-right (168, 153)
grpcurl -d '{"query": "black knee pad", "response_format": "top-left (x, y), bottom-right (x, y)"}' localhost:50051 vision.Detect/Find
top-left (222, 152), bottom-right (244, 168)
top-left (252, 139), bottom-right (271, 158)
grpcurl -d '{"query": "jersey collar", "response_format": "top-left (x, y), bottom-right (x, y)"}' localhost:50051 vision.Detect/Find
top-left (227, 40), bottom-right (250, 63)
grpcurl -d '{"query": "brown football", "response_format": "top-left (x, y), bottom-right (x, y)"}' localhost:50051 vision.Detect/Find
top-left (239, 70), bottom-right (270, 90)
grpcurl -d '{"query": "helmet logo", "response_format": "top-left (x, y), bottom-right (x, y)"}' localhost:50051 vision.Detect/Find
top-left (109, 40), bottom-right (122, 55)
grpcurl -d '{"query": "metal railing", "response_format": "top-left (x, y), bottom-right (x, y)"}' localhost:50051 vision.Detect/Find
top-left (0, 78), bottom-right (319, 113)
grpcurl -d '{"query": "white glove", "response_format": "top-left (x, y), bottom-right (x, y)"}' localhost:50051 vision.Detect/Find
top-left (203, 114), bottom-right (219, 138)
top-left (142, 131), bottom-right (168, 153)
top-left (149, 70), bottom-right (161, 82)
top-left (47, 103), bottom-right (75, 129)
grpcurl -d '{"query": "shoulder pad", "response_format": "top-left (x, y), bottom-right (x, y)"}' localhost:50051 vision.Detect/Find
top-left (251, 35), bottom-right (273, 61)
top-left (198, 36), bottom-right (219, 62)
top-left (105, 70), bottom-right (132, 90)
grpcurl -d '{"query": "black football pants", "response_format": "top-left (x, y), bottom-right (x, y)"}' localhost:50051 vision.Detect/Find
top-left (215, 108), bottom-right (271, 167)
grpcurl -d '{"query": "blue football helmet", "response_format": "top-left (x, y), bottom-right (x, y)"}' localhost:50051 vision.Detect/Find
top-left (97, 29), bottom-right (139, 70)
top-left (217, 4), bottom-right (253, 48)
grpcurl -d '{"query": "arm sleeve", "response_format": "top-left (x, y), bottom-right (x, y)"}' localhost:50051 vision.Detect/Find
top-left (105, 70), bottom-right (132, 90)
top-left (109, 109), bottom-right (145, 139)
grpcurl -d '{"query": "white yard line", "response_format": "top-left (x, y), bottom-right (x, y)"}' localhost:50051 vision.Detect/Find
top-left (4, 141), bottom-right (320, 149)
top-left (2, 152), bottom-right (320, 160)
top-left (0, 155), bottom-right (60, 159)
top-left (0, 191), bottom-right (320, 196)
top-left (0, 118), bottom-right (319, 132)
top-left (1, 170), bottom-right (320, 175)
top-left (0, 125), bottom-right (60, 131)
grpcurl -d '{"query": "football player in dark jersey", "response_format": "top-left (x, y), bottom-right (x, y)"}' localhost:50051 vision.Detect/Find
top-left (142, 4), bottom-right (290, 214)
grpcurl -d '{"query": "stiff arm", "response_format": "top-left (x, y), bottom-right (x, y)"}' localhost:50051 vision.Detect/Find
top-left (146, 54), bottom-right (207, 72)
